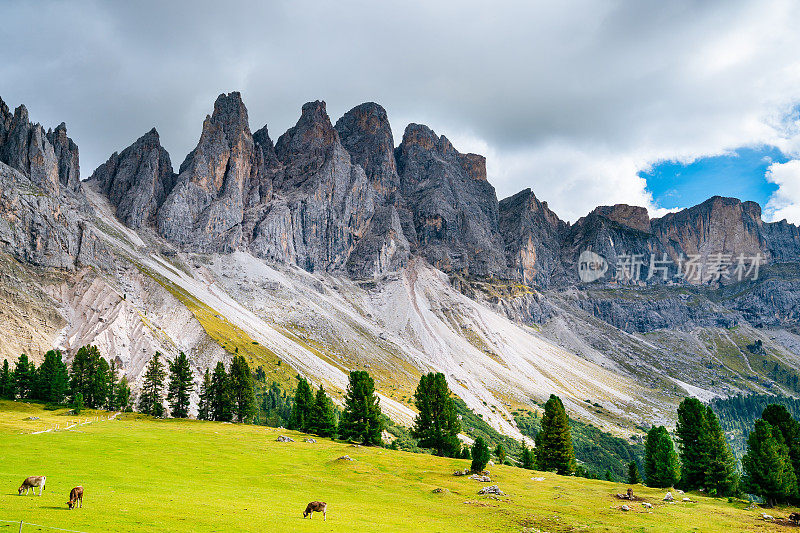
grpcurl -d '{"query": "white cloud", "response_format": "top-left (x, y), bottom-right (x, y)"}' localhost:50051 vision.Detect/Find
top-left (765, 160), bottom-right (800, 224)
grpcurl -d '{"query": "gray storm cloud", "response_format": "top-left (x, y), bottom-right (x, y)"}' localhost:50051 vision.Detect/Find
top-left (2, 0), bottom-right (799, 222)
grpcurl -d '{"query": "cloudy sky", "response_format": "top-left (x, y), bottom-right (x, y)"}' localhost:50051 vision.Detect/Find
top-left (2, 0), bottom-right (800, 223)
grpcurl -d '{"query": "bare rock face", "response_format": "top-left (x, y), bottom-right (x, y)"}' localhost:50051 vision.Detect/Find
top-left (157, 92), bottom-right (258, 252)
top-left (0, 161), bottom-right (113, 271)
top-left (0, 98), bottom-right (81, 196)
top-left (651, 196), bottom-right (766, 262)
top-left (89, 128), bottom-right (175, 228)
top-left (47, 122), bottom-right (81, 192)
top-left (249, 101), bottom-right (375, 272)
top-left (499, 188), bottom-right (567, 286)
top-left (335, 102), bottom-right (399, 200)
top-left (395, 123), bottom-right (506, 277)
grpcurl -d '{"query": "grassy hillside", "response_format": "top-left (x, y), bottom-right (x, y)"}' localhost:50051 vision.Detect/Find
top-left (0, 401), bottom-right (793, 532)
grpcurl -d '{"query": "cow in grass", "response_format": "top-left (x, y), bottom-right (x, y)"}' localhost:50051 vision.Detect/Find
top-left (67, 486), bottom-right (83, 509)
top-left (303, 501), bottom-right (327, 520)
top-left (18, 476), bottom-right (46, 496)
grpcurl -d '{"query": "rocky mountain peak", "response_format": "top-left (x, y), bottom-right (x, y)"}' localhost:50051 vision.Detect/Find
top-left (90, 127), bottom-right (175, 228)
top-left (157, 92), bottom-right (258, 252)
top-left (0, 97), bottom-right (80, 195)
top-left (335, 102), bottom-right (399, 198)
top-left (593, 204), bottom-right (651, 233)
top-left (275, 100), bottom-right (339, 175)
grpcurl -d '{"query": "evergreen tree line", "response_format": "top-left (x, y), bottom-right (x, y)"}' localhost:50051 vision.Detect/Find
top-left (641, 397), bottom-right (800, 506)
top-left (195, 355), bottom-right (255, 422)
top-left (1, 347), bottom-right (131, 412)
top-left (710, 393), bottom-right (800, 458)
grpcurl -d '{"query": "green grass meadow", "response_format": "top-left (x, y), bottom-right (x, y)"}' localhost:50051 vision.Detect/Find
top-left (0, 401), bottom-right (792, 532)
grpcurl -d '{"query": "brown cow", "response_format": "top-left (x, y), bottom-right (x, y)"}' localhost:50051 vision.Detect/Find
top-left (18, 476), bottom-right (46, 496)
top-left (67, 486), bottom-right (83, 509)
top-left (303, 501), bottom-right (327, 520)
top-left (789, 512), bottom-right (800, 525)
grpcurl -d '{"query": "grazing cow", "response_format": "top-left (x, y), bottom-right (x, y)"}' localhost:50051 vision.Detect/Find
top-left (18, 476), bottom-right (46, 496)
top-left (67, 486), bottom-right (84, 509)
top-left (303, 501), bottom-right (327, 521)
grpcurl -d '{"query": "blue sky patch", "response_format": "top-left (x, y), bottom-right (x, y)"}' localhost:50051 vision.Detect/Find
top-left (640, 146), bottom-right (786, 211)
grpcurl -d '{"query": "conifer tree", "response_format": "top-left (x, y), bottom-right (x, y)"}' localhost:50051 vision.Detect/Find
top-left (676, 397), bottom-right (708, 489)
top-left (70, 345), bottom-right (109, 408)
top-left (471, 436), bottom-right (490, 472)
top-left (701, 405), bottom-right (738, 495)
top-left (210, 361), bottom-right (232, 422)
top-left (742, 419), bottom-right (798, 507)
top-left (229, 355), bottom-right (255, 423)
top-left (36, 350), bottom-right (69, 404)
top-left (495, 443), bottom-right (507, 464)
top-left (13, 354), bottom-right (34, 399)
top-left (107, 360), bottom-right (120, 410)
top-left (115, 376), bottom-right (131, 412)
top-left (534, 394), bottom-right (576, 475)
top-left (761, 404), bottom-right (800, 493)
top-left (290, 376), bottom-right (315, 431)
top-left (167, 352), bottom-right (194, 418)
top-left (338, 370), bottom-right (383, 445)
top-left (73, 391), bottom-right (84, 414)
top-left (198, 369), bottom-right (212, 421)
top-left (411, 372), bottom-right (461, 457)
top-left (521, 444), bottom-right (535, 469)
top-left (138, 352), bottom-right (166, 417)
top-left (644, 426), bottom-right (680, 488)
top-left (0, 359), bottom-right (12, 399)
top-left (310, 385), bottom-right (337, 437)
top-left (627, 461), bottom-right (642, 484)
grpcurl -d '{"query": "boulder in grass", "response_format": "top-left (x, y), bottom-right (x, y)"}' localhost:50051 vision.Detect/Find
top-left (276, 435), bottom-right (295, 442)
top-left (337, 455), bottom-right (354, 461)
top-left (303, 438), bottom-right (317, 443)
top-left (663, 492), bottom-right (673, 502)
top-left (478, 485), bottom-right (504, 496)
top-left (469, 474), bottom-right (492, 482)
top-left (620, 505), bottom-right (630, 512)
top-left (642, 502), bottom-right (653, 509)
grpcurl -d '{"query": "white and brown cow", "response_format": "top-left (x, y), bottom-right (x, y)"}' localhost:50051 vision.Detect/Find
top-left (67, 486), bottom-right (84, 509)
top-left (18, 476), bottom-right (46, 496)
top-left (303, 501), bottom-right (327, 520)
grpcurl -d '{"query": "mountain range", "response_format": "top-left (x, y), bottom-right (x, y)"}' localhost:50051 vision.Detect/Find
top-left (2, 92), bottom-right (799, 440)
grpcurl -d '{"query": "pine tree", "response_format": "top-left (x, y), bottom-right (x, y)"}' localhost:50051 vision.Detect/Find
top-left (115, 376), bottom-right (131, 412)
top-left (290, 376), bottom-right (315, 431)
top-left (73, 392), bottom-right (84, 414)
top-left (197, 369), bottom-right (212, 421)
top-left (461, 446), bottom-right (471, 460)
top-left (107, 361), bottom-right (119, 410)
top-left (702, 405), bottom-right (738, 496)
top-left (13, 354), bottom-right (34, 399)
top-left (210, 362), bottom-right (232, 422)
top-left (0, 359), bottom-right (12, 399)
top-left (310, 385), bottom-right (337, 438)
top-left (761, 404), bottom-right (800, 493)
top-left (70, 345), bottom-right (109, 408)
top-left (411, 372), bottom-right (461, 457)
top-left (521, 444), bottom-right (535, 469)
top-left (36, 350), bottom-right (69, 404)
top-left (495, 443), bottom-right (507, 464)
top-left (742, 419), bottom-right (798, 507)
top-left (338, 370), bottom-right (383, 446)
top-left (627, 461), bottom-right (642, 484)
top-left (534, 394), bottom-right (576, 475)
top-left (138, 352), bottom-right (166, 417)
top-left (644, 426), bottom-right (680, 488)
top-left (228, 355), bottom-right (255, 423)
top-left (167, 352), bottom-right (194, 418)
top-left (676, 397), bottom-right (708, 490)
top-left (471, 436), bottom-right (490, 472)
